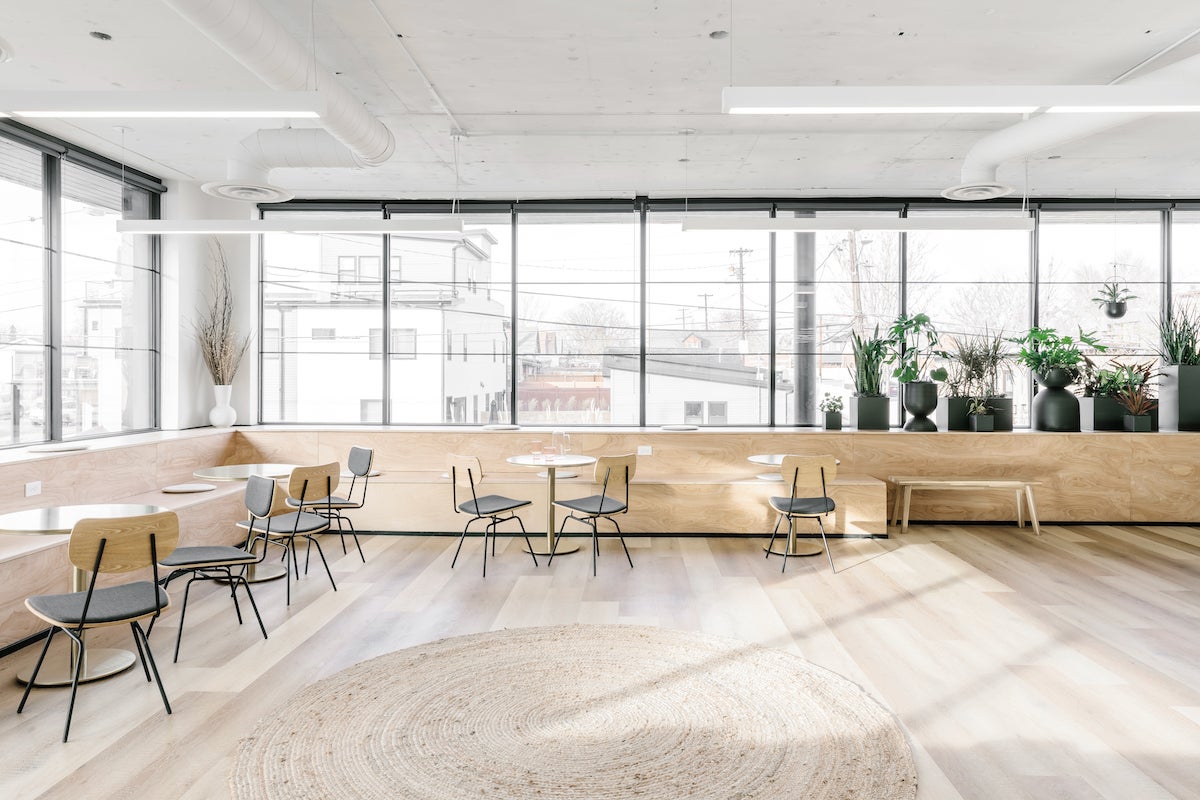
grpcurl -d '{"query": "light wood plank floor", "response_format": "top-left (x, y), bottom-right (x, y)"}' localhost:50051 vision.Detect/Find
top-left (1, 524), bottom-right (1198, 800)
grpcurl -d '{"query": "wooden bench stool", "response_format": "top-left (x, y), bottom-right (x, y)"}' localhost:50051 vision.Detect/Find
top-left (888, 476), bottom-right (1042, 536)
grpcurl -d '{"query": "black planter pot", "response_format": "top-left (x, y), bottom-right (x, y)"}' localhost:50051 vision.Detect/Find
top-left (1079, 395), bottom-right (1124, 431)
top-left (1158, 364), bottom-right (1200, 431)
top-left (824, 411), bottom-right (842, 430)
top-left (851, 395), bottom-right (891, 430)
top-left (1033, 368), bottom-right (1080, 432)
top-left (902, 381), bottom-right (938, 432)
top-left (1124, 413), bottom-right (1152, 432)
top-left (1104, 301), bottom-right (1127, 319)
top-left (935, 396), bottom-right (1013, 431)
top-left (969, 414), bottom-right (995, 432)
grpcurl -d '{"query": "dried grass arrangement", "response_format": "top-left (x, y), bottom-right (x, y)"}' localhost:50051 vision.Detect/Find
top-left (195, 241), bottom-right (252, 386)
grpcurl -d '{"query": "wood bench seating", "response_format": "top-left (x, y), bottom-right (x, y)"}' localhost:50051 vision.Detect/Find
top-left (888, 476), bottom-right (1042, 536)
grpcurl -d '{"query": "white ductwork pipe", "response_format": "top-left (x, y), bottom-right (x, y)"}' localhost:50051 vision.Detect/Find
top-left (947, 52), bottom-right (1200, 199)
top-left (163, 0), bottom-right (395, 166)
top-left (202, 128), bottom-right (363, 202)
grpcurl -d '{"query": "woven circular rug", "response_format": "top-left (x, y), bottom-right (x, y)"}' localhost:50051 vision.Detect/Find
top-left (230, 624), bottom-right (916, 799)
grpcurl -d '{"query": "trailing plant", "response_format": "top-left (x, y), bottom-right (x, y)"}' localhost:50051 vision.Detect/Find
top-left (849, 326), bottom-right (888, 398)
top-left (1008, 326), bottom-right (1106, 382)
top-left (819, 393), bottom-right (843, 414)
top-left (943, 331), bottom-right (1011, 398)
top-left (966, 397), bottom-right (992, 416)
top-left (886, 313), bottom-right (949, 384)
top-left (194, 241), bottom-right (252, 386)
top-left (1156, 303), bottom-right (1200, 366)
top-left (1092, 280), bottom-right (1137, 308)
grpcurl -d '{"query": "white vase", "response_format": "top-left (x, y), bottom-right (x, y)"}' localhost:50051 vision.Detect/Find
top-left (209, 384), bottom-right (237, 428)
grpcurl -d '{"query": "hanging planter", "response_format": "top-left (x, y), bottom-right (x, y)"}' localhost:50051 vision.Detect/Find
top-left (1092, 280), bottom-right (1135, 320)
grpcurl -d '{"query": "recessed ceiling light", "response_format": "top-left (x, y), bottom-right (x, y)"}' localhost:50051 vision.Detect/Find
top-left (89, 31), bottom-right (112, 41)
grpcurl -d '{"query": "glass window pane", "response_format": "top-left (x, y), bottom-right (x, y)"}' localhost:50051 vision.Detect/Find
top-left (261, 211), bottom-right (384, 423)
top-left (647, 211), bottom-right (771, 425)
top-left (0, 138), bottom-right (46, 444)
top-left (907, 209), bottom-right (1032, 426)
top-left (517, 212), bottom-right (637, 425)
top-left (60, 162), bottom-right (155, 436)
top-left (774, 213), bottom-right (902, 426)
top-left (1172, 209), bottom-right (1200, 314)
top-left (389, 213), bottom-right (512, 424)
top-left (1039, 210), bottom-right (1161, 365)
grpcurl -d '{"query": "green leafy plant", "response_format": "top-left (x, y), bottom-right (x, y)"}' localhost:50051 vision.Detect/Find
top-left (943, 332), bottom-right (1011, 398)
top-left (1092, 280), bottom-right (1137, 307)
top-left (1112, 362), bottom-right (1159, 416)
top-left (849, 326), bottom-right (888, 397)
top-left (1008, 326), bottom-right (1106, 382)
top-left (1080, 361), bottom-right (1125, 397)
top-left (966, 397), bottom-right (992, 416)
top-left (886, 313), bottom-right (949, 384)
top-left (819, 393), bottom-right (843, 414)
top-left (1156, 303), bottom-right (1200, 366)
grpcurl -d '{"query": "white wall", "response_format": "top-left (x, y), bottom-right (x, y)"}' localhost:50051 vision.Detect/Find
top-left (159, 182), bottom-right (257, 429)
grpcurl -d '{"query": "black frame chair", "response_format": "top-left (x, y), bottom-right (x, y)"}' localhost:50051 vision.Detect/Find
top-left (549, 453), bottom-right (636, 576)
top-left (448, 454), bottom-right (538, 577)
top-left (19, 511), bottom-right (178, 742)
top-left (766, 454), bottom-right (837, 573)
top-left (286, 445), bottom-right (374, 563)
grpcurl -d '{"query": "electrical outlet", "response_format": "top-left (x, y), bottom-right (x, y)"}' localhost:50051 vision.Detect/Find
top-left (637, 445), bottom-right (652, 456)
top-left (25, 480), bottom-right (42, 497)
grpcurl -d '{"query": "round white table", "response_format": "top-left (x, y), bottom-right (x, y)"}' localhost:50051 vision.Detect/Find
top-left (193, 463), bottom-right (299, 583)
top-left (748, 455), bottom-right (839, 558)
top-left (0, 503), bottom-right (168, 686)
top-left (506, 454), bottom-right (597, 557)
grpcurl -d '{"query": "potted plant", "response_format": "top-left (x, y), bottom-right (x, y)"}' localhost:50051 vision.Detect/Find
top-left (1092, 280), bottom-right (1136, 319)
top-left (1112, 363), bottom-right (1158, 432)
top-left (848, 326), bottom-right (890, 430)
top-left (886, 313), bottom-right (948, 431)
top-left (819, 393), bottom-right (843, 430)
top-left (1156, 303), bottom-right (1200, 431)
top-left (1078, 360), bottom-right (1127, 431)
top-left (195, 242), bottom-right (252, 427)
top-left (967, 397), bottom-right (994, 432)
top-left (1009, 326), bottom-right (1106, 431)
top-left (937, 332), bottom-right (1014, 431)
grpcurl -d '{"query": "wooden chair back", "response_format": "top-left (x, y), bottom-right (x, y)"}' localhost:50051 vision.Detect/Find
top-left (447, 454), bottom-right (484, 490)
top-left (68, 511), bottom-right (180, 574)
top-left (780, 455), bottom-right (838, 500)
top-left (594, 454), bottom-right (637, 494)
top-left (288, 462), bottom-right (340, 503)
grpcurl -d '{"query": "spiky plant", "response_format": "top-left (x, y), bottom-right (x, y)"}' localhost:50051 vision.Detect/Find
top-left (849, 326), bottom-right (888, 397)
top-left (1156, 304), bottom-right (1200, 366)
top-left (194, 241), bottom-right (252, 386)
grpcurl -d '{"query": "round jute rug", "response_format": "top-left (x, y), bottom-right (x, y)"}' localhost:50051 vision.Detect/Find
top-left (230, 624), bottom-right (916, 799)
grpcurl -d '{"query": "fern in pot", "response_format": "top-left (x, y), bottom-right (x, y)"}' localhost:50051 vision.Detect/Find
top-left (195, 242), bottom-right (252, 427)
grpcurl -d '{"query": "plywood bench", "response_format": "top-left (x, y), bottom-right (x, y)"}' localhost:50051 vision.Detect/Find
top-left (888, 476), bottom-right (1042, 536)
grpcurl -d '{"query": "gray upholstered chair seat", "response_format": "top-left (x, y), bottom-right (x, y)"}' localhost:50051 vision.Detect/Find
top-left (27, 582), bottom-right (169, 626)
top-left (285, 494), bottom-right (354, 509)
top-left (160, 545), bottom-right (258, 568)
top-left (458, 494), bottom-right (531, 516)
top-left (236, 510), bottom-right (328, 535)
top-left (555, 495), bottom-right (627, 516)
top-left (769, 496), bottom-right (836, 516)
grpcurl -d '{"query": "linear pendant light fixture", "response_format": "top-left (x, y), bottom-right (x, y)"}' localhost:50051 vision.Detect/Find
top-left (0, 91), bottom-right (325, 118)
top-left (681, 215), bottom-right (1035, 232)
top-left (721, 85), bottom-right (1200, 115)
top-left (116, 217), bottom-right (465, 235)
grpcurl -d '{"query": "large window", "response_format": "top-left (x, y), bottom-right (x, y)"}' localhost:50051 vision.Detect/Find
top-left (0, 128), bottom-right (159, 446)
top-left (259, 201), bottom-right (1192, 428)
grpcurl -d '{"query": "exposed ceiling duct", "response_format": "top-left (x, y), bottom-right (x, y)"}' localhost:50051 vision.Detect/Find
top-left (945, 51), bottom-right (1200, 200)
top-left (202, 128), bottom-right (361, 202)
top-left (163, 0), bottom-right (396, 200)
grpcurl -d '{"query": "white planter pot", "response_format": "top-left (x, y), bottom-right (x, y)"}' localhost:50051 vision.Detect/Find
top-left (209, 384), bottom-right (237, 428)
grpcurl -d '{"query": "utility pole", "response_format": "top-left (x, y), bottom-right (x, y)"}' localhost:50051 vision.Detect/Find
top-left (678, 308), bottom-right (692, 330)
top-left (697, 293), bottom-right (712, 330)
top-left (729, 248), bottom-right (751, 340)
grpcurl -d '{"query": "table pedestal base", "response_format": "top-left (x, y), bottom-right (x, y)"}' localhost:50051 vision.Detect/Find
top-left (764, 542), bottom-right (825, 557)
top-left (526, 543), bottom-right (581, 557)
top-left (18, 647), bottom-right (137, 687)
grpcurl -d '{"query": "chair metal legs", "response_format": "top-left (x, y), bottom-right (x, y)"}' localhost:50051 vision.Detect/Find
top-left (166, 568), bottom-right (268, 662)
top-left (771, 514), bottom-right (835, 574)
top-left (549, 514), bottom-right (633, 575)
top-left (451, 514), bottom-right (538, 577)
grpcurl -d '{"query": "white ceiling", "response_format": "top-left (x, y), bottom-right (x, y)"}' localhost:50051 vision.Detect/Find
top-left (4, 0), bottom-right (1200, 200)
